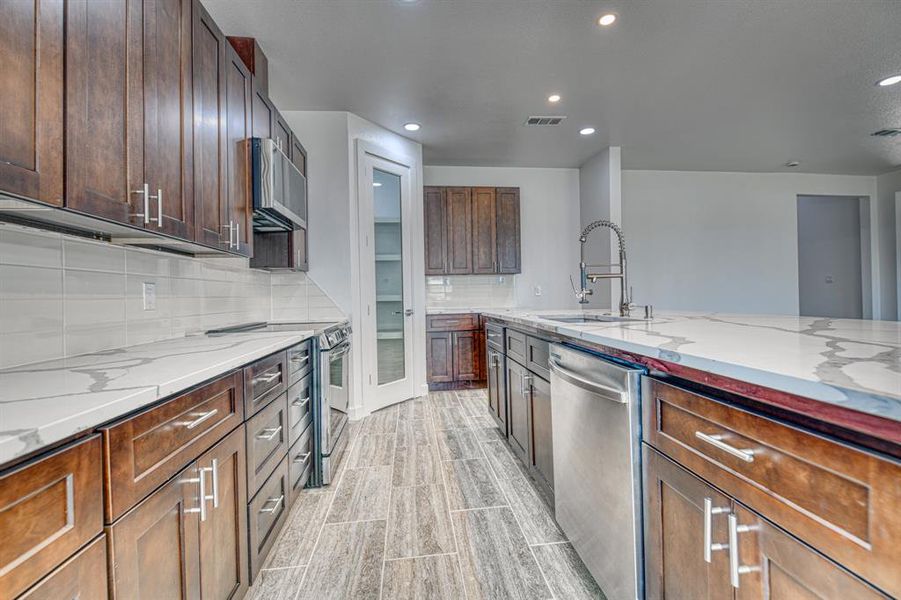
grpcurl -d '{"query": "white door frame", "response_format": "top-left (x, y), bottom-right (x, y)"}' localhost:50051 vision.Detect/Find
top-left (356, 141), bottom-right (418, 411)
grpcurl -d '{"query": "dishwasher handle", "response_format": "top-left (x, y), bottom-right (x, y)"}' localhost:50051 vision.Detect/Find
top-left (549, 358), bottom-right (627, 404)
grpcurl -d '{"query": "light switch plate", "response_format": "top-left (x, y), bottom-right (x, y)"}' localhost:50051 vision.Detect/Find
top-left (534, 285), bottom-right (542, 296)
top-left (142, 281), bottom-right (157, 311)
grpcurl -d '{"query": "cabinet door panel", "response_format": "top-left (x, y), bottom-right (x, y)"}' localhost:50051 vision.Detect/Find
top-left (506, 359), bottom-right (530, 461)
top-left (108, 463), bottom-right (201, 600)
top-left (290, 134), bottom-right (306, 174)
top-left (273, 110), bottom-right (291, 154)
top-left (487, 349), bottom-right (507, 434)
top-left (66, 0), bottom-right (142, 223)
top-left (446, 187), bottom-right (473, 274)
top-left (643, 446), bottom-right (733, 600)
top-left (144, 0), bottom-right (193, 238)
top-left (496, 187), bottom-right (521, 273)
top-left (251, 84), bottom-right (273, 139)
top-left (472, 187), bottom-right (497, 273)
top-left (426, 332), bottom-right (454, 384)
top-left (424, 186), bottom-right (447, 274)
top-left (192, 0), bottom-right (227, 247)
top-left (0, 0), bottom-right (63, 205)
top-left (452, 331), bottom-right (479, 381)
top-left (530, 374), bottom-right (553, 489)
top-left (198, 427), bottom-right (249, 600)
top-left (225, 44), bottom-right (253, 256)
top-left (18, 535), bottom-right (108, 600)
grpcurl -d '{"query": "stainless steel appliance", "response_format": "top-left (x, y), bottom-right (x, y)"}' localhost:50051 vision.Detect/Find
top-left (250, 138), bottom-right (307, 232)
top-left (549, 343), bottom-right (645, 600)
top-left (205, 320), bottom-right (350, 487)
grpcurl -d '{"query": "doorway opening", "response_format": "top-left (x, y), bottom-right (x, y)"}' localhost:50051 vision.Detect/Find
top-left (796, 195), bottom-right (869, 319)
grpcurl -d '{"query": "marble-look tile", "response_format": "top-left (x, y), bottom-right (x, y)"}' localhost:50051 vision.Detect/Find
top-left (346, 433), bottom-right (395, 468)
top-left (248, 566), bottom-right (306, 600)
top-left (396, 419), bottom-right (434, 448)
top-left (458, 393), bottom-right (491, 418)
top-left (386, 484), bottom-right (456, 559)
top-left (496, 476), bottom-right (565, 545)
top-left (326, 466), bottom-right (391, 523)
top-left (427, 391), bottom-right (460, 408)
top-left (435, 428), bottom-right (483, 460)
top-left (380, 555), bottom-right (466, 600)
top-left (264, 491), bottom-right (334, 569)
top-left (392, 443), bottom-right (442, 487)
top-left (442, 459), bottom-right (507, 510)
top-left (531, 543), bottom-right (604, 600)
top-left (482, 440), bottom-right (525, 480)
top-left (469, 414), bottom-right (505, 442)
top-left (361, 406), bottom-right (398, 434)
top-left (397, 398), bottom-right (427, 420)
top-left (452, 507), bottom-right (552, 600)
top-left (433, 406), bottom-right (471, 430)
top-left (298, 520), bottom-right (386, 600)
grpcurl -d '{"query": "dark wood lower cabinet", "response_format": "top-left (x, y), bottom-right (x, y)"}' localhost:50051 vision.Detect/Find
top-left (506, 358), bottom-right (530, 462)
top-left (18, 535), bottom-right (108, 600)
top-left (452, 331), bottom-right (480, 380)
top-left (529, 373), bottom-right (553, 491)
top-left (426, 313), bottom-right (485, 389)
top-left (107, 462), bottom-right (202, 599)
top-left (426, 332), bottom-right (454, 384)
top-left (486, 348), bottom-right (507, 434)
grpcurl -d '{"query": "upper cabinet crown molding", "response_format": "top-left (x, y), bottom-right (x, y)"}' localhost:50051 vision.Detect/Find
top-left (424, 185), bottom-right (520, 275)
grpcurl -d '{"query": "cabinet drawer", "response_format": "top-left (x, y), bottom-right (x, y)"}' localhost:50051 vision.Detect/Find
top-left (244, 351), bottom-right (288, 417)
top-left (485, 322), bottom-right (505, 352)
top-left (102, 370), bottom-right (244, 522)
top-left (525, 336), bottom-right (550, 381)
top-left (0, 436), bottom-right (102, 600)
top-left (246, 393), bottom-right (289, 498)
top-left (427, 313), bottom-right (479, 332)
top-left (505, 328), bottom-right (528, 366)
top-left (287, 372), bottom-right (313, 447)
top-left (248, 455), bottom-right (290, 581)
top-left (643, 377), bottom-right (901, 597)
top-left (288, 425), bottom-right (313, 504)
top-left (286, 340), bottom-right (313, 385)
top-left (18, 534), bottom-right (108, 600)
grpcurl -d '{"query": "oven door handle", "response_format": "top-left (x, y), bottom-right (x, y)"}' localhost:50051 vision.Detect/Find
top-left (328, 342), bottom-right (351, 360)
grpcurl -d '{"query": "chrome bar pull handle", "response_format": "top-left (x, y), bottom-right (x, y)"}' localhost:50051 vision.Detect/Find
top-left (235, 222), bottom-right (240, 250)
top-left (155, 188), bottom-right (163, 227)
top-left (252, 370), bottom-right (281, 386)
top-left (131, 183), bottom-right (150, 223)
top-left (256, 425), bottom-right (283, 441)
top-left (695, 431), bottom-right (755, 463)
top-left (209, 459), bottom-right (219, 508)
top-left (183, 467), bottom-right (207, 521)
top-left (728, 514), bottom-right (761, 588)
top-left (703, 497), bottom-right (730, 563)
top-left (260, 494), bottom-right (285, 514)
top-left (292, 395), bottom-right (311, 408)
top-left (184, 409), bottom-right (218, 430)
top-left (293, 452), bottom-right (311, 466)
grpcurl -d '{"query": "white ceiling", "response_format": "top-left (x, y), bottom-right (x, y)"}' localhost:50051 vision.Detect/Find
top-left (204, 0), bottom-right (901, 174)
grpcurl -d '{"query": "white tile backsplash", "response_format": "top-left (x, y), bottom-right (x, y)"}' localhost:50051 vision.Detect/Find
top-left (425, 275), bottom-right (516, 309)
top-left (0, 222), bottom-right (343, 368)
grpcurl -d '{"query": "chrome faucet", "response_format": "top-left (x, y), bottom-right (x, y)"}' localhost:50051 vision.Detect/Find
top-left (575, 219), bottom-right (645, 317)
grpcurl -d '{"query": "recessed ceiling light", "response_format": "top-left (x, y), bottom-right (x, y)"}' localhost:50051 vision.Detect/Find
top-left (877, 75), bottom-right (901, 87)
top-left (548, 94), bottom-right (561, 103)
top-left (785, 160), bottom-right (800, 168)
top-left (373, 182), bottom-right (383, 187)
top-left (598, 13), bottom-right (617, 26)
top-left (403, 122), bottom-right (421, 132)
top-left (579, 127), bottom-right (596, 136)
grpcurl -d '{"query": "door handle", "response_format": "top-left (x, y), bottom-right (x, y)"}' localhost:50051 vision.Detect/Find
top-left (183, 466), bottom-right (208, 521)
top-left (131, 183), bottom-right (150, 224)
top-left (252, 370), bottom-right (281, 386)
top-left (695, 432), bottom-right (756, 463)
top-left (703, 497), bottom-right (730, 563)
top-left (256, 425), bottom-right (283, 441)
top-left (235, 222), bottom-right (240, 250)
top-left (183, 409), bottom-right (218, 430)
top-left (292, 395), bottom-right (311, 408)
top-left (260, 494), bottom-right (285, 514)
top-left (293, 452), bottom-right (311, 466)
top-left (728, 514), bottom-right (760, 588)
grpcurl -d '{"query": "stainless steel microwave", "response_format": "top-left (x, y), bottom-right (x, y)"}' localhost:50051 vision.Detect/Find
top-left (251, 138), bottom-right (307, 232)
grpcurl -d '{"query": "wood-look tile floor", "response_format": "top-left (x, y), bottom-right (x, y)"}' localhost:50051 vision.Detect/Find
top-left (248, 390), bottom-right (604, 600)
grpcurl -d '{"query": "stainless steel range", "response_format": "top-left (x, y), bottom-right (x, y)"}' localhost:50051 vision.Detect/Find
top-left (206, 320), bottom-right (351, 487)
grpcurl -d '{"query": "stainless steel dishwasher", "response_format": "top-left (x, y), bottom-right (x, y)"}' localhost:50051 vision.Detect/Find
top-left (549, 343), bottom-right (644, 600)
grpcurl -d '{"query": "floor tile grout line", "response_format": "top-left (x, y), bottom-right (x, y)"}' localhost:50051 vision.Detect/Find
top-left (383, 550), bottom-right (459, 562)
top-left (529, 544), bottom-right (558, 600)
top-left (449, 504), bottom-right (511, 512)
top-left (377, 408), bottom-right (400, 600)
top-left (529, 540), bottom-right (571, 547)
top-left (434, 392), bottom-right (469, 600)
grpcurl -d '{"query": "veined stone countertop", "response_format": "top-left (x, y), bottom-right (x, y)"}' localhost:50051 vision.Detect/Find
top-left (0, 330), bottom-right (315, 468)
top-left (426, 306), bottom-right (508, 315)
top-left (480, 309), bottom-right (901, 424)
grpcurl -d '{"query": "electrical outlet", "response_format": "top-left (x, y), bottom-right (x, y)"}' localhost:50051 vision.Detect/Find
top-left (534, 285), bottom-right (542, 296)
top-left (142, 281), bottom-right (157, 311)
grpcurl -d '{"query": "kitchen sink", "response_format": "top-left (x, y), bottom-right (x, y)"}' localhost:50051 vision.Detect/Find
top-left (540, 314), bottom-right (649, 324)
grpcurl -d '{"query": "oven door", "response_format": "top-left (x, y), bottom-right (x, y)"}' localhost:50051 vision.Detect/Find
top-left (321, 340), bottom-right (350, 483)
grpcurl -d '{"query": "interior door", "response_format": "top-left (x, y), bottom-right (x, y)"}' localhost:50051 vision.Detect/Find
top-left (359, 150), bottom-right (417, 410)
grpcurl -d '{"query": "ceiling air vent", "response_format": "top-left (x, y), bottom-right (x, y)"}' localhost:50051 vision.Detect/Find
top-left (524, 116), bottom-right (567, 127)
top-left (871, 128), bottom-right (901, 137)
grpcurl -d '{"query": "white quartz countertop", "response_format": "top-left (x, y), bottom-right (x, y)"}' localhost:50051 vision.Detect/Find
top-left (0, 330), bottom-right (316, 468)
top-left (480, 309), bottom-right (901, 423)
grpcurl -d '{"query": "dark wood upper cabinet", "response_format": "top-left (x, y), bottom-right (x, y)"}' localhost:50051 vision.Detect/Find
top-left (192, 0), bottom-right (228, 248)
top-left (446, 187), bottom-right (473, 274)
top-left (273, 110), bottom-right (291, 155)
top-left (290, 134), bottom-right (307, 175)
top-left (423, 186), bottom-right (520, 275)
top-left (472, 187), bottom-right (497, 273)
top-left (65, 0), bottom-right (140, 223)
top-left (496, 187), bottom-right (521, 273)
top-left (251, 85), bottom-right (274, 139)
top-left (225, 43), bottom-right (253, 257)
top-left (0, 0), bottom-right (63, 205)
top-left (424, 186), bottom-right (448, 275)
top-left (226, 36), bottom-right (268, 94)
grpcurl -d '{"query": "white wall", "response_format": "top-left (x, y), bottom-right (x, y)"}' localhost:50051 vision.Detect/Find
top-left (285, 111), bottom-right (425, 417)
top-left (876, 168), bottom-right (901, 320)
top-left (579, 147), bottom-right (622, 309)
top-left (797, 196), bottom-right (864, 319)
top-left (622, 170), bottom-right (877, 315)
top-left (423, 166), bottom-right (581, 310)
